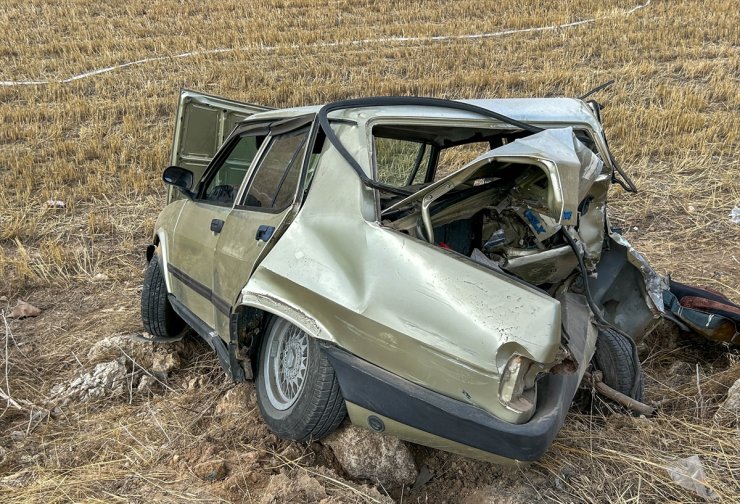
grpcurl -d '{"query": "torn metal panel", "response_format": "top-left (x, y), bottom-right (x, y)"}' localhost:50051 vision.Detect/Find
top-left (608, 231), bottom-right (668, 316)
top-left (241, 137), bottom-right (563, 424)
top-left (558, 291), bottom-right (598, 382)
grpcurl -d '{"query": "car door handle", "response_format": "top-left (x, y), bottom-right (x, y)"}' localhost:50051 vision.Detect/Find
top-left (210, 219), bottom-right (224, 233)
top-left (255, 224), bottom-right (275, 242)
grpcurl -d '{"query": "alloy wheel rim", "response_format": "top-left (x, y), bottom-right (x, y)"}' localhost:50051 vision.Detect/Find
top-left (264, 321), bottom-right (308, 410)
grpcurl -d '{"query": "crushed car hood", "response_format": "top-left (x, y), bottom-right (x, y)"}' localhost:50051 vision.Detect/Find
top-left (383, 127), bottom-right (602, 229)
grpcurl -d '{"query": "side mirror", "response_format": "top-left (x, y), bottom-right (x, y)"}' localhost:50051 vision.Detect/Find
top-left (162, 166), bottom-right (194, 197)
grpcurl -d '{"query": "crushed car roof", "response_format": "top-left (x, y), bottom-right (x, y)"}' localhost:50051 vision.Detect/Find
top-left (243, 97), bottom-right (603, 132)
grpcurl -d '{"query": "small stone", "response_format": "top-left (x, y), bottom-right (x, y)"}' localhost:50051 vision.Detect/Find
top-left (9, 301), bottom-right (41, 319)
top-left (93, 273), bottom-right (108, 281)
top-left (323, 424), bottom-right (417, 487)
top-left (46, 199), bottom-right (65, 208)
top-left (193, 460), bottom-right (228, 481)
top-left (49, 383), bottom-right (66, 396)
top-left (215, 384), bottom-right (250, 415)
top-left (151, 352), bottom-right (181, 375)
top-left (10, 431), bottom-right (25, 442)
top-left (137, 375), bottom-right (158, 394)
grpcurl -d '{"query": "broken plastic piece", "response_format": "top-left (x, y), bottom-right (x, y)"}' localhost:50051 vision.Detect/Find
top-left (665, 455), bottom-right (718, 500)
top-left (730, 206), bottom-right (740, 224)
top-left (482, 228), bottom-right (506, 251)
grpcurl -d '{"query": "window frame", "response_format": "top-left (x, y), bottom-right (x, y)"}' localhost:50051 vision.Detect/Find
top-left (234, 124), bottom-right (313, 215)
top-left (194, 125), bottom-right (271, 208)
top-left (372, 135), bottom-right (433, 189)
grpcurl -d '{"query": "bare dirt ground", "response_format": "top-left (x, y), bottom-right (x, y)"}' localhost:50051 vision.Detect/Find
top-left (1, 1), bottom-right (739, 502)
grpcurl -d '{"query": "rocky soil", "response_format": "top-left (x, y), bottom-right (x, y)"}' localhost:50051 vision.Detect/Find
top-left (0, 286), bottom-right (738, 503)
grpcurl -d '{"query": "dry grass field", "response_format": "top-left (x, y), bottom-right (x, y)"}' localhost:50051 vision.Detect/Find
top-left (1, 0), bottom-right (739, 502)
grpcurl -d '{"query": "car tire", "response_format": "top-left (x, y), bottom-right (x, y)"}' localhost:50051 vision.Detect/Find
top-left (593, 327), bottom-right (644, 401)
top-left (141, 255), bottom-right (184, 339)
top-left (256, 317), bottom-right (347, 442)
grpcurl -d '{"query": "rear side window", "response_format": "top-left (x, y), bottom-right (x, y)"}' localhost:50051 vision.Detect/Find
top-left (374, 137), bottom-right (430, 187)
top-left (241, 128), bottom-right (309, 210)
top-left (434, 142), bottom-right (491, 180)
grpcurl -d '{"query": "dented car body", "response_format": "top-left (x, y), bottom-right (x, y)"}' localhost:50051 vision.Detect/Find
top-left (143, 90), bottom-right (737, 465)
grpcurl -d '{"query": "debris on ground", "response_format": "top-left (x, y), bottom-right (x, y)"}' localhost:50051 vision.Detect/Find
top-left (730, 206), bottom-right (740, 224)
top-left (151, 351), bottom-right (181, 376)
top-left (215, 383), bottom-right (252, 416)
top-left (87, 334), bottom-right (156, 367)
top-left (45, 199), bottom-right (65, 208)
top-left (323, 424), bottom-right (417, 487)
top-left (665, 455), bottom-right (719, 500)
top-left (8, 301), bottom-right (41, 319)
top-left (193, 459), bottom-right (228, 482)
top-left (259, 470), bottom-right (327, 503)
top-left (49, 334), bottom-right (188, 406)
top-left (713, 378), bottom-right (740, 426)
top-left (259, 467), bottom-right (393, 504)
top-left (49, 359), bottom-right (128, 404)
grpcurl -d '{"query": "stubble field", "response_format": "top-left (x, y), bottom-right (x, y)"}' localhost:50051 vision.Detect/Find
top-left (1, 1), bottom-right (739, 502)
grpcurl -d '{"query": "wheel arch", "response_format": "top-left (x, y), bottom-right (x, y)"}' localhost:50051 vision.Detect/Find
top-left (147, 230), bottom-right (174, 293)
top-left (233, 291), bottom-right (338, 374)
top-left (229, 293), bottom-right (334, 378)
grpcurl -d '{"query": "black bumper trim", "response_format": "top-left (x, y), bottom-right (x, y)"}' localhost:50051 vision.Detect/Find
top-left (324, 346), bottom-right (578, 462)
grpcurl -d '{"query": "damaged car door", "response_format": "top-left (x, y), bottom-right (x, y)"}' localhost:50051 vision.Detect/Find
top-left (166, 90), bottom-right (269, 328)
top-left (211, 119), bottom-right (313, 339)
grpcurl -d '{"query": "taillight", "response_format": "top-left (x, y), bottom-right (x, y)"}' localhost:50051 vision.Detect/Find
top-left (498, 355), bottom-right (541, 416)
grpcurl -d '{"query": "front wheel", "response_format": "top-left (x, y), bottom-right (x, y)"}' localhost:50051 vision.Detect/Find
top-left (256, 317), bottom-right (346, 442)
top-left (593, 327), bottom-right (644, 402)
top-left (141, 254), bottom-right (184, 339)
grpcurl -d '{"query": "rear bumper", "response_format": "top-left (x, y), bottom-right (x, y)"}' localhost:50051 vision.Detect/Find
top-left (324, 345), bottom-right (579, 462)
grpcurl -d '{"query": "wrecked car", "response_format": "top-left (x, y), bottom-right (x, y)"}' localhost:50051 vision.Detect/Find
top-left (141, 90), bottom-right (739, 464)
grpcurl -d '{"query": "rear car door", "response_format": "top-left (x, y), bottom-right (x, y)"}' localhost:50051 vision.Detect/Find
top-left (211, 119), bottom-right (314, 338)
top-left (166, 90), bottom-right (269, 329)
top-left (169, 89), bottom-right (270, 203)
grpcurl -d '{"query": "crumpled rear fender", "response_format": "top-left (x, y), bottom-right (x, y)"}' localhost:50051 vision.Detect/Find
top-left (239, 221), bottom-right (562, 423)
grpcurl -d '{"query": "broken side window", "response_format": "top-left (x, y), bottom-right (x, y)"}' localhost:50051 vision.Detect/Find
top-left (374, 137), bottom-right (431, 187)
top-left (434, 142), bottom-right (492, 181)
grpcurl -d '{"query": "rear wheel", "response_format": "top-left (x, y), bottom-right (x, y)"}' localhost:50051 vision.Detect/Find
top-left (593, 327), bottom-right (644, 401)
top-left (141, 255), bottom-right (184, 339)
top-left (256, 317), bottom-right (346, 441)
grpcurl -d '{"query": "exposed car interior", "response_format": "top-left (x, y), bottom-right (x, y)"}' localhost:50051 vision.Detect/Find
top-left (374, 124), bottom-right (602, 286)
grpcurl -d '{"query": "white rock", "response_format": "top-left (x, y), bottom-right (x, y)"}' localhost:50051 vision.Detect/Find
top-left (151, 352), bottom-right (181, 374)
top-left (137, 374), bottom-right (158, 394)
top-left (50, 359), bottom-right (128, 404)
top-left (87, 335), bottom-right (151, 367)
top-left (323, 424), bottom-right (417, 487)
top-left (714, 378), bottom-right (740, 426)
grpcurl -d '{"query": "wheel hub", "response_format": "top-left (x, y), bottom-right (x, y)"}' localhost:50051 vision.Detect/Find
top-left (263, 321), bottom-right (309, 410)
